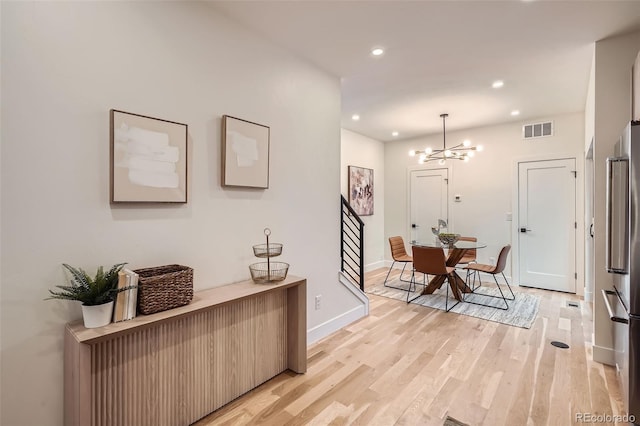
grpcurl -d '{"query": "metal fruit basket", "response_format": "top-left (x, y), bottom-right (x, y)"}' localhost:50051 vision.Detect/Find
top-left (249, 261), bottom-right (289, 283)
top-left (438, 233), bottom-right (460, 247)
top-left (249, 228), bottom-right (289, 283)
top-left (252, 243), bottom-right (283, 258)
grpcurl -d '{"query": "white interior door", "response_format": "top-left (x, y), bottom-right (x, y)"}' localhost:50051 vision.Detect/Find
top-left (518, 159), bottom-right (576, 293)
top-left (410, 168), bottom-right (448, 243)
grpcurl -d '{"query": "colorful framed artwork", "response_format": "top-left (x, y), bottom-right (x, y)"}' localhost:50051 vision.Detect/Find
top-left (348, 165), bottom-right (374, 216)
top-left (222, 115), bottom-right (270, 189)
top-left (110, 109), bottom-right (188, 203)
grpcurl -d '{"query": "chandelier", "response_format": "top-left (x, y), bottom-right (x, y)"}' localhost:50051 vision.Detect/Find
top-left (409, 113), bottom-right (483, 165)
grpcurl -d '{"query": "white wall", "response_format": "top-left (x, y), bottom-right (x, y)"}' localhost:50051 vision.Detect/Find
top-left (592, 30), bottom-right (640, 364)
top-left (341, 129), bottom-right (385, 270)
top-left (385, 112), bottom-right (585, 283)
top-left (584, 50), bottom-right (596, 303)
top-left (0, 2), bottom-right (361, 425)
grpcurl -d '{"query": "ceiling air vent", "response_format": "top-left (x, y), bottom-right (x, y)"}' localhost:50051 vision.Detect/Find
top-left (523, 121), bottom-right (553, 139)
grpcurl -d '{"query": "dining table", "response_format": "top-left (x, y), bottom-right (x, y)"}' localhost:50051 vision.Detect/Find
top-left (411, 239), bottom-right (487, 301)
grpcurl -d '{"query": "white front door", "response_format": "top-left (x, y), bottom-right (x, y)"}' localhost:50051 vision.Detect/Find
top-left (409, 168), bottom-right (448, 243)
top-left (518, 158), bottom-right (576, 293)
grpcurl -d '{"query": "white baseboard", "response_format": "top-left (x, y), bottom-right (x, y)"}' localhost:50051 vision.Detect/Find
top-left (365, 260), bottom-right (386, 272)
top-left (306, 273), bottom-right (369, 345)
top-left (584, 288), bottom-right (593, 303)
top-left (592, 344), bottom-right (615, 366)
top-left (307, 304), bottom-right (367, 345)
top-left (338, 271), bottom-right (369, 311)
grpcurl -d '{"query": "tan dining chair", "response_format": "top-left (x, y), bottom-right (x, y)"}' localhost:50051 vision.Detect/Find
top-left (456, 236), bottom-right (478, 289)
top-left (384, 236), bottom-right (421, 291)
top-left (456, 236), bottom-right (477, 265)
top-left (464, 244), bottom-right (514, 310)
top-left (408, 246), bottom-right (460, 311)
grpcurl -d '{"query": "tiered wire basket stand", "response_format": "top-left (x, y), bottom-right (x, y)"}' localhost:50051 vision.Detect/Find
top-left (249, 228), bottom-right (289, 283)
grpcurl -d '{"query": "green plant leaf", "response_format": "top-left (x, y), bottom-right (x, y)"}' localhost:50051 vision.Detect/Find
top-left (47, 263), bottom-right (127, 306)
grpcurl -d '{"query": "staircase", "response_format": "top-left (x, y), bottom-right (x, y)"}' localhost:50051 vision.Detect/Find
top-left (340, 195), bottom-right (365, 291)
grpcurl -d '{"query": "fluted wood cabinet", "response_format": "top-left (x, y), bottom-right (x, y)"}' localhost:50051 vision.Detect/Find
top-left (64, 275), bottom-right (307, 426)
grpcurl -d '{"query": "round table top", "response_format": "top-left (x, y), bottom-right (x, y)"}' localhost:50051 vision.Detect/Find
top-left (411, 240), bottom-right (487, 249)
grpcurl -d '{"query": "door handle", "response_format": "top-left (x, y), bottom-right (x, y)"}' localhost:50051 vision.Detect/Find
top-left (589, 223), bottom-right (594, 238)
top-left (601, 289), bottom-right (629, 324)
top-left (520, 227), bottom-right (531, 233)
top-left (412, 224), bottom-right (419, 228)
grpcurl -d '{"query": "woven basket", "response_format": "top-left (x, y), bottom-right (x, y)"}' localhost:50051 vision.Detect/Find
top-left (133, 264), bottom-right (193, 315)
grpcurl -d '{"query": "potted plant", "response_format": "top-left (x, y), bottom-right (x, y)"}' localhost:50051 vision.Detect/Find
top-left (46, 263), bottom-right (126, 328)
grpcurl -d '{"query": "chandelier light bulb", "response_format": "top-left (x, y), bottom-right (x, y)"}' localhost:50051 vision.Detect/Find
top-left (438, 158), bottom-right (446, 166)
top-left (477, 145), bottom-right (484, 152)
top-left (467, 151), bottom-right (475, 158)
top-left (425, 147), bottom-right (432, 154)
top-left (409, 150), bottom-right (416, 156)
top-left (419, 157), bottom-right (425, 164)
top-left (463, 139), bottom-right (471, 147)
top-left (444, 150), bottom-right (452, 157)
top-left (463, 157), bottom-right (470, 162)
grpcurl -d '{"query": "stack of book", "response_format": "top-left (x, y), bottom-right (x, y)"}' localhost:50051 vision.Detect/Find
top-left (112, 268), bottom-right (139, 322)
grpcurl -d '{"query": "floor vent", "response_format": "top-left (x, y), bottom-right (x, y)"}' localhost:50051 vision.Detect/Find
top-left (523, 121), bottom-right (553, 139)
top-left (551, 341), bottom-right (570, 349)
top-left (567, 301), bottom-right (579, 308)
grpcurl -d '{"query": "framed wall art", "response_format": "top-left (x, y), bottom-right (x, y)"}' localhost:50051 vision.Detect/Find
top-left (348, 165), bottom-right (374, 216)
top-left (222, 115), bottom-right (270, 189)
top-left (110, 109), bottom-right (188, 203)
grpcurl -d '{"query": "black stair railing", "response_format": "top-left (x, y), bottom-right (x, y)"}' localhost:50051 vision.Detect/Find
top-left (341, 195), bottom-right (365, 291)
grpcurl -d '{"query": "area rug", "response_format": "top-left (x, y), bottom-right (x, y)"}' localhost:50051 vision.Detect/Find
top-left (367, 276), bottom-right (540, 329)
top-left (443, 416), bottom-right (469, 426)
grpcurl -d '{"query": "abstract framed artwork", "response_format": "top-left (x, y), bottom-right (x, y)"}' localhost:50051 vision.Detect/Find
top-left (348, 165), bottom-right (374, 216)
top-left (110, 109), bottom-right (188, 203)
top-left (222, 115), bottom-right (270, 189)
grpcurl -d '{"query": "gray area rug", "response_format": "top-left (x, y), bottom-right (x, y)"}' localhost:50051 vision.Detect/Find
top-left (367, 275), bottom-right (540, 329)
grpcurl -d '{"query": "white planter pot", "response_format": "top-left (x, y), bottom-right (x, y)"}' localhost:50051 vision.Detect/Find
top-left (81, 301), bottom-right (114, 328)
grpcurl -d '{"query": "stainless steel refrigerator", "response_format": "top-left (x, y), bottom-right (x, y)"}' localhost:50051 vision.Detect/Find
top-left (605, 120), bottom-right (640, 424)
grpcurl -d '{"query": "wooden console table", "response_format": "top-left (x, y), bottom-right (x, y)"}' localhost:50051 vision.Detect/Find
top-left (64, 275), bottom-right (307, 426)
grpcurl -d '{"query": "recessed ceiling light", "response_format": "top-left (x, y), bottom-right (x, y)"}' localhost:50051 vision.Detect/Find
top-left (371, 47), bottom-right (384, 56)
top-left (492, 80), bottom-right (504, 89)
top-left (392, 131), bottom-right (399, 137)
top-left (352, 114), bottom-right (360, 121)
top-left (511, 110), bottom-right (520, 116)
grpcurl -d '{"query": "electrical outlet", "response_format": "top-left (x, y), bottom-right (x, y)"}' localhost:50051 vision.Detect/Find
top-left (315, 295), bottom-right (321, 310)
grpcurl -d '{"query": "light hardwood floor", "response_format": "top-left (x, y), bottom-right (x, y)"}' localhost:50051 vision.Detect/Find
top-left (195, 268), bottom-right (623, 426)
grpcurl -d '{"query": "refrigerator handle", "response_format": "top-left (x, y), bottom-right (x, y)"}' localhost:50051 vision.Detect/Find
top-left (605, 156), bottom-right (630, 274)
top-left (601, 289), bottom-right (629, 324)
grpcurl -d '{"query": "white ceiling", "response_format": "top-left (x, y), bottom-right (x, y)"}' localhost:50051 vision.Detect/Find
top-left (211, 1), bottom-right (640, 142)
